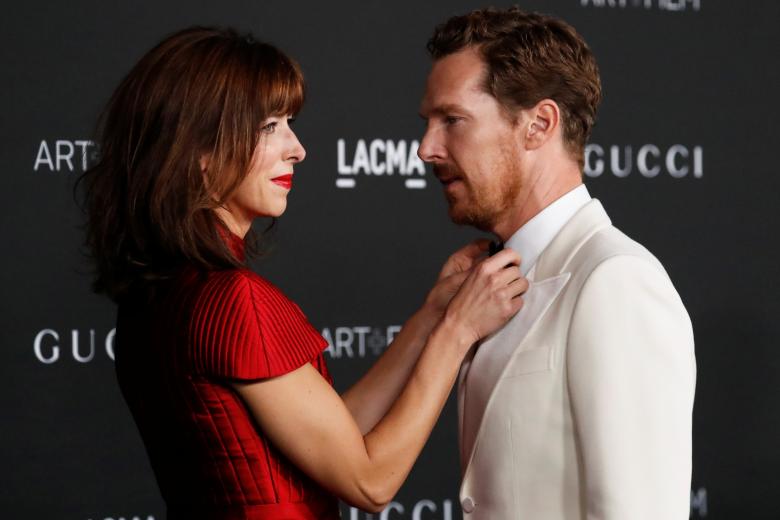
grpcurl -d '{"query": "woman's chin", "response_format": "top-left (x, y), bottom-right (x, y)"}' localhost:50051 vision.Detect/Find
top-left (261, 201), bottom-right (287, 218)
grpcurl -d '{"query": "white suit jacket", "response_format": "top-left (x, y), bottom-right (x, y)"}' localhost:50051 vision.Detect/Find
top-left (457, 199), bottom-right (696, 519)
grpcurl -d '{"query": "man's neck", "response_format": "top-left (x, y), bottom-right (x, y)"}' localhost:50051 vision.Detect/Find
top-left (493, 168), bottom-right (582, 242)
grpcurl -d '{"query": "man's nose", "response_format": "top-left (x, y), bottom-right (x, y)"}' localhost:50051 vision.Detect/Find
top-left (418, 126), bottom-right (443, 163)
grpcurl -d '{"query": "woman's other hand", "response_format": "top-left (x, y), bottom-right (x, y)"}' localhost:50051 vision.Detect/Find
top-left (437, 239), bottom-right (490, 280)
top-left (424, 239), bottom-right (491, 316)
top-left (442, 247), bottom-right (528, 348)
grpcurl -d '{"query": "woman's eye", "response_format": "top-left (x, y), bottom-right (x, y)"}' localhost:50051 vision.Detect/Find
top-left (260, 121), bottom-right (278, 133)
top-left (287, 117), bottom-right (296, 126)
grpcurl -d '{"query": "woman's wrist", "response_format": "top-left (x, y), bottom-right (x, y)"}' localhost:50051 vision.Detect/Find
top-left (420, 290), bottom-right (446, 321)
top-left (417, 298), bottom-right (443, 326)
top-left (430, 313), bottom-right (477, 359)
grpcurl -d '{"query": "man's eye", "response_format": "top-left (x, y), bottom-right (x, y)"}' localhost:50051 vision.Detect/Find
top-left (445, 116), bottom-right (462, 125)
top-left (260, 121), bottom-right (278, 133)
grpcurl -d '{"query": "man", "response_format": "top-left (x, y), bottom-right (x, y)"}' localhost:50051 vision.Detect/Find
top-left (418, 7), bottom-right (696, 519)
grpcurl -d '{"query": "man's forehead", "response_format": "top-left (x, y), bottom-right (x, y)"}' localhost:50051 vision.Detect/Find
top-left (431, 51), bottom-right (485, 87)
top-left (420, 74), bottom-right (489, 116)
top-left (420, 49), bottom-right (488, 114)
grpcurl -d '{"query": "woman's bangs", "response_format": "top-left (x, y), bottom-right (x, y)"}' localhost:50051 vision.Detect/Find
top-left (258, 54), bottom-right (305, 118)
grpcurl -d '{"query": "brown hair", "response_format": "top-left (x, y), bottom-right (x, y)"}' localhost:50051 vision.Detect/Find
top-left (427, 7), bottom-right (601, 168)
top-left (79, 27), bottom-right (304, 302)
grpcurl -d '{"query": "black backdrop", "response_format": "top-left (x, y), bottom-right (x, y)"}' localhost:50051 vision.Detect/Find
top-left (2, 1), bottom-right (779, 518)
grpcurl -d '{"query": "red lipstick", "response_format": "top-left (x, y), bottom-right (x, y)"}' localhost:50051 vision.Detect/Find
top-left (271, 174), bottom-right (293, 190)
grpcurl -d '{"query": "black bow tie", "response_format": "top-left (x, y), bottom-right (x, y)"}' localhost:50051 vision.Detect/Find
top-left (488, 240), bottom-right (504, 257)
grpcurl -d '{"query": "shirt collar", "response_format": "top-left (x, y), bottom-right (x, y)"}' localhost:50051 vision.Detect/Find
top-left (505, 184), bottom-right (592, 276)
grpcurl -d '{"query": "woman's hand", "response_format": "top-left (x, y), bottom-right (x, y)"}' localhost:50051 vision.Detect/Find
top-left (437, 239), bottom-right (491, 281)
top-left (442, 247), bottom-right (528, 348)
top-left (423, 239), bottom-right (491, 317)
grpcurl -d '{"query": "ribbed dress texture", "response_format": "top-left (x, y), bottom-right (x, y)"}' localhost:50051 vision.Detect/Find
top-left (114, 234), bottom-right (340, 519)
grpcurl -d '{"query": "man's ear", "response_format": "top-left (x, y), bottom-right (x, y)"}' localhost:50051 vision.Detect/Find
top-left (524, 99), bottom-right (560, 151)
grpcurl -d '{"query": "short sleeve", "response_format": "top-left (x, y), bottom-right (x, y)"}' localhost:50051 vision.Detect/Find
top-left (189, 269), bottom-right (328, 380)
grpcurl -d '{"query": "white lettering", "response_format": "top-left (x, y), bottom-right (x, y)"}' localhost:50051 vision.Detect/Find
top-left (660, 0), bottom-right (701, 11)
top-left (337, 139), bottom-right (353, 174)
top-left (442, 499), bottom-right (453, 519)
top-left (95, 516), bottom-right (155, 520)
top-left (75, 140), bottom-right (93, 170)
top-left (322, 328), bottom-right (336, 357)
top-left (405, 179), bottom-right (426, 189)
top-left (406, 141), bottom-right (426, 175)
top-left (386, 140), bottom-right (407, 174)
top-left (387, 325), bottom-right (401, 345)
top-left (353, 326), bottom-right (370, 357)
top-left (370, 139), bottom-right (387, 175)
top-left (34, 139), bottom-right (96, 172)
top-left (323, 326), bottom-right (401, 359)
top-left (347, 499), bottom-right (453, 520)
top-left (106, 328), bottom-right (116, 360)
top-left (335, 327), bottom-right (355, 357)
top-left (353, 140), bottom-right (370, 174)
top-left (33, 140), bottom-right (54, 171)
top-left (72, 329), bottom-right (96, 363)
top-left (584, 144), bottom-right (604, 177)
top-left (667, 144), bottom-right (689, 178)
top-left (691, 487), bottom-right (708, 516)
top-left (583, 0), bottom-right (700, 10)
top-left (637, 144), bottom-right (661, 177)
top-left (337, 139), bottom-right (426, 177)
top-left (581, 0), bottom-right (625, 6)
top-left (693, 146), bottom-right (703, 178)
top-left (56, 140), bottom-right (75, 171)
top-left (380, 502), bottom-right (404, 519)
top-left (584, 144), bottom-right (703, 178)
top-left (412, 499), bottom-right (436, 520)
top-left (34, 329), bottom-right (59, 364)
top-left (335, 178), bottom-right (356, 189)
top-left (33, 328), bottom-right (118, 364)
top-left (610, 145), bottom-right (632, 177)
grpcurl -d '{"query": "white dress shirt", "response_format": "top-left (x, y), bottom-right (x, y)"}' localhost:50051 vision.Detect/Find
top-left (505, 184), bottom-right (592, 279)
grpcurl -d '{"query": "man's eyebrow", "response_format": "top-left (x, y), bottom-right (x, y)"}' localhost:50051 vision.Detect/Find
top-left (419, 103), bottom-right (472, 119)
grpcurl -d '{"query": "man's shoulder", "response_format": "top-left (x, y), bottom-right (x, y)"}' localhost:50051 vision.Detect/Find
top-left (571, 223), bottom-right (667, 280)
top-left (565, 224), bottom-right (689, 327)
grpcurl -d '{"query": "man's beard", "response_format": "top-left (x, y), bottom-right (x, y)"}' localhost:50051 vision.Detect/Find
top-left (440, 149), bottom-right (522, 232)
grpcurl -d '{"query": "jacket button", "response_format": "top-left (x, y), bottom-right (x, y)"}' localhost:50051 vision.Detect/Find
top-left (461, 496), bottom-right (475, 513)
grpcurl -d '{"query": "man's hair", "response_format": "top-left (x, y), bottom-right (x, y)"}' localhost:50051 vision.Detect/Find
top-left (427, 7), bottom-right (602, 169)
top-left (78, 27), bottom-right (304, 302)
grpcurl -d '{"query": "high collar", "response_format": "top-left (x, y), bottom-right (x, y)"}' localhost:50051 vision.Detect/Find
top-left (504, 184), bottom-right (592, 277)
top-left (217, 225), bottom-right (246, 263)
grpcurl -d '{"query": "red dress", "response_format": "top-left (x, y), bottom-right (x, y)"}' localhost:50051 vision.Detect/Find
top-left (114, 234), bottom-right (340, 519)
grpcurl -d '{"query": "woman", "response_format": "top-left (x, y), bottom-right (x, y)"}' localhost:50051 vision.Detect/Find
top-left (81, 27), bottom-right (527, 519)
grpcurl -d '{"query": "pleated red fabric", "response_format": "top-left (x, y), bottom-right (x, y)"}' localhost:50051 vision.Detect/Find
top-left (114, 233), bottom-right (340, 519)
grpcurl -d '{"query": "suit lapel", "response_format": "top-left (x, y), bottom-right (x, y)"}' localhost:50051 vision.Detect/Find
top-left (534, 199), bottom-right (612, 280)
top-left (459, 272), bottom-right (570, 474)
top-left (459, 198), bottom-right (614, 486)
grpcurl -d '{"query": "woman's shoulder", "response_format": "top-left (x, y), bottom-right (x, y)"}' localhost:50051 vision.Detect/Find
top-left (188, 267), bottom-right (327, 380)
top-left (187, 267), bottom-right (297, 315)
top-left (198, 266), bottom-right (281, 297)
